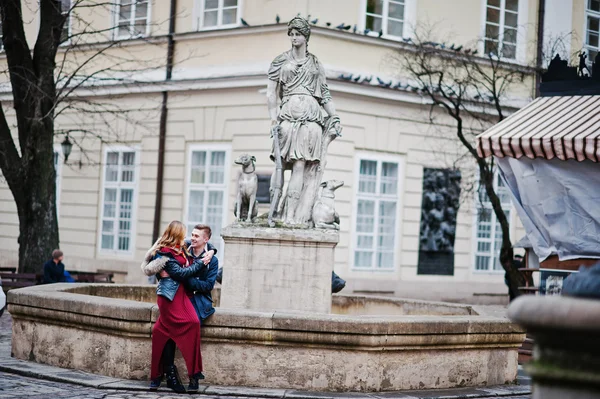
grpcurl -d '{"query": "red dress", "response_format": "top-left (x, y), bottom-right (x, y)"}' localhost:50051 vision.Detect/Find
top-left (150, 247), bottom-right (203, 379)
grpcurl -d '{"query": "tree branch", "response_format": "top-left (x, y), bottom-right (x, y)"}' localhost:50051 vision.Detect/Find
top-left (0, 0), bottom-right (38, 158)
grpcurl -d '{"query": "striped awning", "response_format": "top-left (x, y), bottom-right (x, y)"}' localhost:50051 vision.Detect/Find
top-left (476, 95), bottom-right (600, 162)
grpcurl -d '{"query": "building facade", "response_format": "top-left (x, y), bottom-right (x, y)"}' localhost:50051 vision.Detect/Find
top-left (0, 0), bottom-right (594, 302)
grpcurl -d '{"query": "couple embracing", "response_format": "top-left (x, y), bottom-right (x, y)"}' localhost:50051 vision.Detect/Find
top-left (141, 221), bottom-right (219, 393)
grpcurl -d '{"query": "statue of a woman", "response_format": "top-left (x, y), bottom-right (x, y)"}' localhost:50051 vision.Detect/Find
top-left (267, 17), bottom-right (341, 226)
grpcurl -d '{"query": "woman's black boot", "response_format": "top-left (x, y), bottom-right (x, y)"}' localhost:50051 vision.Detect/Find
top-left (165, 365), bottom-right (186, 393)
top-left (149, 376), bottom-right (162, 390)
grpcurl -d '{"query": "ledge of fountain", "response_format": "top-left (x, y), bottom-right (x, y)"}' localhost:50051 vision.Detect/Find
top-left (8, 284), bottom-right (525, 391)
top-left (222, 224), bottom-right (340, 244)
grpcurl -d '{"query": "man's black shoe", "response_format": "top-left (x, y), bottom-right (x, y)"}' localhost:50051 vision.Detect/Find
top-left (187, 379), bottom-right (199, 393)
top-left (165, 365), bottom-right (186, 393)
top-left (188, 372), bottom-right (205, 393)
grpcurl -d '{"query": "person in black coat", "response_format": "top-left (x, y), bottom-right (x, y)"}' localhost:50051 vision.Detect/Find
top-left (43, 249), bottom-right (66, 284)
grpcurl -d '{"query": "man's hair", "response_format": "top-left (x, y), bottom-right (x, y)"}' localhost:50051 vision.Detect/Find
top-left (193, 224), bottom-right (212, 239)
top-left (52, 249), bottom-right (63, 260)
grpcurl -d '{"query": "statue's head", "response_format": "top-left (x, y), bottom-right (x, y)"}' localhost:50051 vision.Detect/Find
top-left (288, 17), bottom-right (311, 43)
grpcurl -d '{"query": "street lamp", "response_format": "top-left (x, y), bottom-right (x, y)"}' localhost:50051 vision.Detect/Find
top-left (61, 135), bottom-right (73, 163)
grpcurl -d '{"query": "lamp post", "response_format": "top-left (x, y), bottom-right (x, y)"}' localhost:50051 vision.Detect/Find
top-left (61, 135), bottom-right (73, 163)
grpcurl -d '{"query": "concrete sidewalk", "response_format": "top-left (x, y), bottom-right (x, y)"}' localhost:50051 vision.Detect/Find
top-left (0, 312), bottom-right (531, 399)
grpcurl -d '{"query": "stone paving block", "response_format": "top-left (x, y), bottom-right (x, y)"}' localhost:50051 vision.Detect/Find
top-left (365, 392), bottom-right (422, 398)
top-left (283, 391), bottom-right (335, 399)
top-left (204, 385), bottom-right (287, 398)
top-left (381, 388), bottom-right (485, 399)
top-left (477, 386), bottom-right (531, 396)
top-left (284, 390), bottom-right (368, 399)
top-left (51, 371), bottom-right (122, 387)
top-left (364, 393), bottom-right (418, 399)
top-left (99, 379), bottom-right (210, 395)
top-left (97, 380), bottom-right (154, 391)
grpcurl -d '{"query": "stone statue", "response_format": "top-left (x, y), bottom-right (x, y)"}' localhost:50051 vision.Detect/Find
top-left (233, 153), bottom-right (258, 222)
top-left (578, 51), bottom-right (591, 77)
top-left (312, 180), bottom-right (344, 230)
top-left (419, 169), bottom-right (461, 253)
top-left (267, 17), bottom-right (342, 226)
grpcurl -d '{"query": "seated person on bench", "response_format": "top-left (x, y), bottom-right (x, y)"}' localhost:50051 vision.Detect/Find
top-left (43, 249), bottom-right (68, 284)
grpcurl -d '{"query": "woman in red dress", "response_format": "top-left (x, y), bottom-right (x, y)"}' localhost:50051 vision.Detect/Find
top-left (149, 221), bottom-right (205, 393)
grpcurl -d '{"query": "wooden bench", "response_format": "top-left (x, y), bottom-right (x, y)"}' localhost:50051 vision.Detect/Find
top-left (0, 269), bottom-right (113, 292)
top-left (518, 286), bottom-right (540, 294)
top-left (0, 272), bottom-right (41, 292)
top-left (519, 267), bottom-right (540, 275)
top-left (68, 271), bottom-right (114, 283)
top-left (0, 267), bottom-right (17, 273)
top-left (518, 267), bottom-right (540, 295)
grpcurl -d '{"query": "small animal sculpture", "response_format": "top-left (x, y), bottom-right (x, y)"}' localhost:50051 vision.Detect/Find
top-left (233, 153), bottom-right (258, 222)
top-left (312, 180), bottom-right (344, 229)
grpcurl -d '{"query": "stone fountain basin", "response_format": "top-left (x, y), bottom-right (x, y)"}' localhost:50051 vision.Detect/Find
top-left (7, 284), bottom-right (525, 392)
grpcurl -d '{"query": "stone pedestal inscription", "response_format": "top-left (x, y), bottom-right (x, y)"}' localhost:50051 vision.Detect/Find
top-left (220, 224), bottom-right (339, 313)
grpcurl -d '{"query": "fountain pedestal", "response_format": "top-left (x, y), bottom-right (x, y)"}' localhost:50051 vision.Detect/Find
top-left (220, 224), bottom-right (338, 313)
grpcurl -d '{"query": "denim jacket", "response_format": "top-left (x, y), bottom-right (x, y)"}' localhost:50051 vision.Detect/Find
top-left (141, 243), bottom-right (217, 304)
top-left (152, 252), bottom-right (206, 301)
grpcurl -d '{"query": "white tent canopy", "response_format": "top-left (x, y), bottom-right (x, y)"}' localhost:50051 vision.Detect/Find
top-left (477, 95), bottom-right (600, 163)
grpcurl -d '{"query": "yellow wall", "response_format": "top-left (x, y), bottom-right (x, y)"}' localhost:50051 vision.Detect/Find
top-left (0, 81), bottom-right (524, 290)
top-left (572, 0), bottom-right (587, 61)
top-left (417, 0), bottom-right (483, 47)
top-left (0, 0), bottom-right (566, 296)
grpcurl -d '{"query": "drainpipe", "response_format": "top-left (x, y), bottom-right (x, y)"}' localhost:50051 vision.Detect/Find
top-left (152, 0), bottom-right (177, 242)
top-left (535, 0), bottom-right (546, 98)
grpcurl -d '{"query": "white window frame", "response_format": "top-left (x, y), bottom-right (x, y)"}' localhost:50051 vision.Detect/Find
top-left (97, 145), bottom-right (140, 258)
top-left (358, 0), bottom-right (416, 40)
top-left (53, 145), bottom-right (64, 219)
top-left (194, 0), bottom-right (242, 31)
top-left (585, 0), bottom-right (600, 62)
top-left (60, 0), bottom-right (72, 45)
top-left (479, 0), bottom-right (528, 63)
top-left (184, 143), bottom-right (231, 257)
top-left (113, 0), bottom-right (151, 40)
top-left (350, 152), bottom-right (404, 272)
top-left (472, 169), bottom-right (512, 273)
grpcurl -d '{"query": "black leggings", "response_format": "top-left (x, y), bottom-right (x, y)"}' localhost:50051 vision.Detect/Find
top-left (161, 339), bottom-right (176, 369)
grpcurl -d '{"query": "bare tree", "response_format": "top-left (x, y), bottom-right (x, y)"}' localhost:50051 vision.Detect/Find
top-left (391, 31), bottom-right (534, 299)
top-left (0, 0), bottom-right (171, 273)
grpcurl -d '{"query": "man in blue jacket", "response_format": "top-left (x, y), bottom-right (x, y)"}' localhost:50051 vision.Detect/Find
top-left (183, 224), bottom-right (219, 321)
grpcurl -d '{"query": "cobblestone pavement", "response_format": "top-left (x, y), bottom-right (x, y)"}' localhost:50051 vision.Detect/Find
top-left (0, 371), bottom-right (258, 399)
top-left (0, 310), bottom-right (11, 347)
top-left (0, 311), bottom-right (531, 399)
